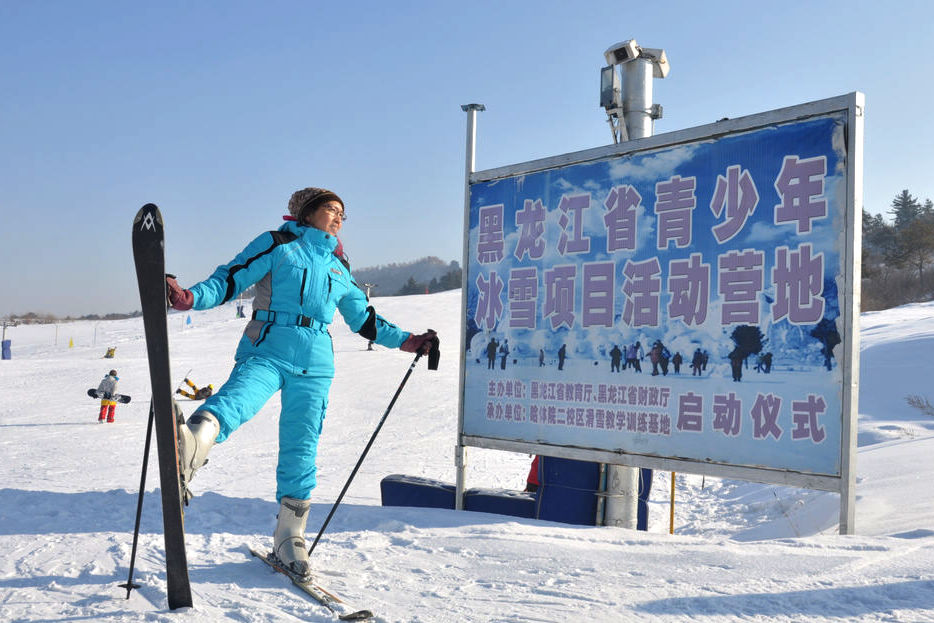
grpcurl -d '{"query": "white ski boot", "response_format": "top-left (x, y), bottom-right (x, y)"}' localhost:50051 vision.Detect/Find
top-left (175, 404), bottom-right (219, 502)
top-left (273, 496), bottom-right (312, 580)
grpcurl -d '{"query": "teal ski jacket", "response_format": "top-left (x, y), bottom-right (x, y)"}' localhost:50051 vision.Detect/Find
top-left (189, 221), bottom-right (409, 377)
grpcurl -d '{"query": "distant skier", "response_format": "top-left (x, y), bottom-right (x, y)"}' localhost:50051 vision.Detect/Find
top-left (649, 341), bottom-right (663, 376)
top-left (671, 351), bottom-right (682, 374)
top-left (728, 348), bottom-right (744, 382)
top-left (163, 186), bottom-right (438, 580)
top-left (538, 348), bottom-right (545, 367)
top-left (176, 377), bottom-right (215, 401)
top-left (811, 318), bottom-right (840, 371)
top-left (659, 343), bottom-right (671, 376)
top-left (499, 339), bottom-right (510, 370)
top-left (486, 337), bottom-right (498, 370)
top-left (557, 344), bottom-right (567, 371)
top-left (691, 348), bottom-right (704, 376)
top-left (96, 369), bottom-right (119, 423)
top-left (626, 341), bottom-right (643, 372)
top-left (610, 345), bottom-right (622, 372)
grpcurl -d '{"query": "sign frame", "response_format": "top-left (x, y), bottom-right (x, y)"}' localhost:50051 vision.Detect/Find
top-left (456, 92), bottom-right (864, 533)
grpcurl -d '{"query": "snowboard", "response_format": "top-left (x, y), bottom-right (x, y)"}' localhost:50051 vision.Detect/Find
top-left (132, 203), bottom-right (193, 610)
top-left (87, 388), bottom-right (132, 403)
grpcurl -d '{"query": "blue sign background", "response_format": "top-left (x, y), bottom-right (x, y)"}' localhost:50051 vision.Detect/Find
top-left (463, 113), bottom-right (849, 476)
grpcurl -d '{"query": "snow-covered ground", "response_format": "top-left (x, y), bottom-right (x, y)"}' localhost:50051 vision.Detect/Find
top-left (2, 290), bottom-right (933, 622)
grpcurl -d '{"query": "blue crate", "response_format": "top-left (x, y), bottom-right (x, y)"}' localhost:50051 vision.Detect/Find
top-left (380, 474), bottom-right (456, 510)
top-left (539, 456), bottom-right (600, 490)
top-left (464, 488), bottom-right (536, 519)
top-left (536, 483), bottom-right (598, 526)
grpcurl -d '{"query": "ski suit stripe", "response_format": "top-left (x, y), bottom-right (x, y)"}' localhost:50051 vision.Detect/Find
top-left (221, 230), bottom-right (298, 304)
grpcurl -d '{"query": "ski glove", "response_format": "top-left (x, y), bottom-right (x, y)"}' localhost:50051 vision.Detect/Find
top-left (400, 329), bottom-right (438, 355)
top-left (165, 274), bottom-right (194, 311)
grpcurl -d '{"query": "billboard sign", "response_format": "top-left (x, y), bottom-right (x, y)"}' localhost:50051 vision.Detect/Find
top-left (460, 94), bottom-right (862, 491)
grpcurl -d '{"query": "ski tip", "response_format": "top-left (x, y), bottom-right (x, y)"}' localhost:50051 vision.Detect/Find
top-left (134, 203), bottom-right (163, 228)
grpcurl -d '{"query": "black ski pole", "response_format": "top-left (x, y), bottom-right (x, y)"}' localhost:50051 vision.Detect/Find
top-left (119, 401), bottom-right (155, 598)
top-left (309, 340), bottom-right (438, 556)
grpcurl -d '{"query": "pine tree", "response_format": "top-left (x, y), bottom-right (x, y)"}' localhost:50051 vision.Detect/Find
top-left (862, 209), bottom-right (895, 277)
top-left (396, 277), bottom-right (423, 296)
top-left (924, 199), bottom-right (934, 220)
top-left (889, 189), bottom-right (921, 230)
top-left (898, 218), bottom-right (934, 291)
top-left (729, 325), bottom-right (766, 359)
top-left (438, 267), bottom-right (462, 290)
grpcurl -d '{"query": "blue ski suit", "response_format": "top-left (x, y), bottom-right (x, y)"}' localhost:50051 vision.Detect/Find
top-left (187, 220), bottom-right (410, 502)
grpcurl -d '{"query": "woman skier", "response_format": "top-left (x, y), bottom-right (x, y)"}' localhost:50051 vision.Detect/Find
top-left (164, 186), bottom-right (438, 579)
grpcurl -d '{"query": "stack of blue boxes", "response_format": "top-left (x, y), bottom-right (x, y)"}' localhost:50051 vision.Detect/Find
top-left (534, 456), bottom-right (602, 525)
top-left (380, 456), bottom-right (604, 526)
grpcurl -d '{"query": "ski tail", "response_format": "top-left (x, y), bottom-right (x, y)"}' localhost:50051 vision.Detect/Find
top-left (248, 547), bottom-right (373, 620)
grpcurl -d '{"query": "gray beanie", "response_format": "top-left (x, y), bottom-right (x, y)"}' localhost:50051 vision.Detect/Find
top-left (287, 187), bottom-right (344, 223)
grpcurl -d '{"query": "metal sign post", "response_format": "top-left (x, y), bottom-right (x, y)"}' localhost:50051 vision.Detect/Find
top-left (601, 39), bottom-right (669, 530)
top-left (457, 103), bottom-right (485, 510)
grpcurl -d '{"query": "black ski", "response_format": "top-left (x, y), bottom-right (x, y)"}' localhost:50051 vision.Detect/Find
top-left (248, 547), bottom-right (373, 620)
top-left (132, 203), bottom-right (193, 609)
top-left (87, 388), bottom-right (132, 403)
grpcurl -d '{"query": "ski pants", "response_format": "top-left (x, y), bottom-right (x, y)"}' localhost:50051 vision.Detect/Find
top-left (194, 355), bottom-right (330, 503)
top-left (99, 401), bottom-right (116, 422)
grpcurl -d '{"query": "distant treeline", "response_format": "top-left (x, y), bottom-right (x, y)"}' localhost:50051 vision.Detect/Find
top-left (3, 311), bottom-right (142, 324)
top-left (5, 256), bottom-right (462, 322)
top-left (863, 189), bottom-right (934, 311)
top-left (351, 256), bottom-right (462, 297)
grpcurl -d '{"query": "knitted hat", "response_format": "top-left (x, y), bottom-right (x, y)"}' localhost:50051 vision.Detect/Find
top-left (287, 187), bottom-right (344, 224)
top-left (109, 369), bottom-right (117, 377)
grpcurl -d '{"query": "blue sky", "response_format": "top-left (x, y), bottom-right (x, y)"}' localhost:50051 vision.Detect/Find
top-left (1, 0), bottom-right (932, 316)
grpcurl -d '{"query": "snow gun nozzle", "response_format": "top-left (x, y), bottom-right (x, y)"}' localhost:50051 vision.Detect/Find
top-left (427, 334), bottom-right (440, 371)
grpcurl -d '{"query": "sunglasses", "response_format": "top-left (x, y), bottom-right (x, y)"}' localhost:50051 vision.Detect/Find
top-left (320, 205), bottom-right (347, 221)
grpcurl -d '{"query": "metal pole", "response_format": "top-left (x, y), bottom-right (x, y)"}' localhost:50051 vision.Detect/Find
top-left (839, 92), bottom-right (865, 535)
top-left (309, 352), bottom-right (424, 555)
top-left (456, 103), bottom-right (484, 511)
top-left (669, 472), bottom-right (676, 534)
top-left (622, 58), bottom-right (654, 140)
top-left (603, 463), bottom-right (639, 528)
top-left (119, 402), bottom-right (155, 598)
top-left (604, 54), bottom-right (661, 530)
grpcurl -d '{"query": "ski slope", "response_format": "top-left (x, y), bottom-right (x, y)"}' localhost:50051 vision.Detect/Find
top-left (1, 290), bottom-right (933, 622)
